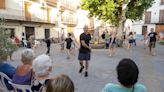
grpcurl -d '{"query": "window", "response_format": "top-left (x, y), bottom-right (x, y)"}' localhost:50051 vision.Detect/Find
top-left (25, 2), bottom-right (31, 21)
top-left (0, 0), bottom-right (5, 9)
top-left (161, 0), bottom-right (164, 5)
top-left (145, 12), bottom-right (151, 23)
top-left (159, 10), bottom-right (164, 23)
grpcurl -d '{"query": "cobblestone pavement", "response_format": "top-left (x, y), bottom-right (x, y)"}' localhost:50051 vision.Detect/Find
top-left (9, 42), bottom-right (164, 92)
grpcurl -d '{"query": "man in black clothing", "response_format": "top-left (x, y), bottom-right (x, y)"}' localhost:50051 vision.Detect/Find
top-left (148, 28), bottom-right (158, 56)
top-left (46, 38), bottom-right (51, 55)
top-left (101, 32), bottom-right (105, 40)
top-left (78, 25), bottom-right (91, 77)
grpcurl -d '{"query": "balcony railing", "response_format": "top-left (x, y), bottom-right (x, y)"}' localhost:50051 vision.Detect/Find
top-left (0, 8), bottom-right (57, 24)
top-left (0, 8), bottom-right (24, 20)
top-left (59, 0), bottom-right (77, 11)
top-left (61, 16), bottom-right (77, 25)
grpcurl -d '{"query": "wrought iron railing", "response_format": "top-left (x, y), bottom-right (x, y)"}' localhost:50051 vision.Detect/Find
top-left (0, 8), bottom-right (57, 24)
top-left (61, 16), bottom-right (77, 24)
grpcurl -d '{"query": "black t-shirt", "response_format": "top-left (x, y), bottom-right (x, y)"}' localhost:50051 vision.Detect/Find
top-left (79, 33), bottom-right (91, 53)
top-left (148, 32), bottom-right (157, 42)
top-left (65, 38), bottom-right (73, 48)
top-left (31, 79), bottom-right (49, 92)
top-left (109, 37), bottom-right (116, 44)
top-left (101, 33), bottom-right (105, 39)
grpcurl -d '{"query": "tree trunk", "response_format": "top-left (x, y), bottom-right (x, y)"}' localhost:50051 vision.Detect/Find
top-left (116, 3), bottom-right (127, 47)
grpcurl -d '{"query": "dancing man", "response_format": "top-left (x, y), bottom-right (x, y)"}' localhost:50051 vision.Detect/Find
top-left (78, 25), bottom-right (91, 77)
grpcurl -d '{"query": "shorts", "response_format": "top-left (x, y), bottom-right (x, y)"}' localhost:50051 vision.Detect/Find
top-left (110, 44), bottom-right (116, 48)
top-left (66, 46), bottom-right (71, 49)
top-left (78, 52), bottom-right (91, 61)
top-left (149, 41), bottom-right (156, 48)
top-left (129, 39), bottom-right (133, 43)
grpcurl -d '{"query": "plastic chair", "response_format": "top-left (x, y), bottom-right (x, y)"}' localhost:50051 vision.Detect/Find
top-left (9, 81), bottom-right (32, 92)
top-left (0, 72), bottom-right (13, 92)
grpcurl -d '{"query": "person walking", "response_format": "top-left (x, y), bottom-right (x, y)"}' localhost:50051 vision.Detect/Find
top-left (122, 32), bottom-right (126, 48)
top-left (128, 32), bottom-right (133, 49)
top-left (70, 33), bottom-right (78, 55)
top-left (46, 38), bottom-right (51, 55)
top-left (109, 31), bottom-right (116, 57)
top-left (148, 28), bottom-right (158, 56)
top-left (65, 33), bottom-right (73, 59)
top-left (27, 38), bottom-right (32, 49)
top-left (144, 31), bottom-right (149, 49)
top-left (78, 25), bottom-right (91, 77)
top-left (133, 32), bottom-right (137, 46)
top-left (60, 32), bottom-right (65, 51)
top-left (105, 31), bottom-right (110, 49)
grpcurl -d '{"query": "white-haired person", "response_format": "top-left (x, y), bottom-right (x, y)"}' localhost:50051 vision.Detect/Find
top-left (31, 54), bottom-right (52, 92)
top-left (12, 49), bottom-right (35, 85)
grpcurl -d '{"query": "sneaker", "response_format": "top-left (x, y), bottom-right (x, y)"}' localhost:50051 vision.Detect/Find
top-left (79, 66), bottom-right (84, 73)
top-left (85, 71), bottom-right (88, 77)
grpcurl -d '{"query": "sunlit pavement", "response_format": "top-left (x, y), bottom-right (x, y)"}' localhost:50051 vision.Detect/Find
top-left (9, 42), bottom-right (164, 92)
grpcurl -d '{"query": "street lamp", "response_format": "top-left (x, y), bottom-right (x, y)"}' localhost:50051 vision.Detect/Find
top-left (57, 2), bottom-right (62, 42)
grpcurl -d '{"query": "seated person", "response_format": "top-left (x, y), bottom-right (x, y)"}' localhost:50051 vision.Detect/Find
top-left (46, 74), bottom-right (74, 92)
top-left (12, 49), bottom-right (34, 85)
top-left (0, 53), bottom-right (16, 90)
top-left (31, 54), bottom-right (52, 92)
top-left (102, 58), bottom-right (147, 92)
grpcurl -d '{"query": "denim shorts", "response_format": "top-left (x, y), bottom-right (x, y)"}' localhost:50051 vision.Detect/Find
top-left (110, 44), bottom-right (116, 48)
top-left (78, 52), bottom-right (91, 61)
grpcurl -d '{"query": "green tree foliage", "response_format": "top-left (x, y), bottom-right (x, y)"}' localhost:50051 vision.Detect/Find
top-left (0, 18), bottom-right (17, 57)
top-left (81, 0), bottom-right (154, 26)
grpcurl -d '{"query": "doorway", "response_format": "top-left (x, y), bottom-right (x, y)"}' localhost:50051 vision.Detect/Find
top-left (45, 29), bottom-right (50, 39)
top-left (142, 26), bottom-right (147, 35)
top-left (25, 26), bottom-right (35, 40)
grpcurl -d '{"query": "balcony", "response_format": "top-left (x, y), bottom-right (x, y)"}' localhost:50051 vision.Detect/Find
top-left (59, 0), bottom-right (77, 12)
top-left (61, 16), bottom-right (77, 26)
top-left (47, 0), bottom-right (57, 6)
top-left (0, 8), bottom-right (56, 24)
top-left (0, 8), bottom-right (24, 21)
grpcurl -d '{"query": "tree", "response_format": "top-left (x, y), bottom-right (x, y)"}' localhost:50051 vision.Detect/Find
top-left (0, 18), bottom-right (17, 59)
top-left (81, 0), bottom-right (154, 44)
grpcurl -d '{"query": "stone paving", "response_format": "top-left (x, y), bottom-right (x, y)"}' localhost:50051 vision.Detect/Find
top-left (9, 42), bottom-right (164, 92)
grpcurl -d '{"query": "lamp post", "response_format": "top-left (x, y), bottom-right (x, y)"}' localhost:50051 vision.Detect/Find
top-left (57, 2), bottom-right (62, 42)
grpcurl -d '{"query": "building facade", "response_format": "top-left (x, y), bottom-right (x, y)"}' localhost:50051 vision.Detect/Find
top-left (132, 0), bottom-right (164, 35)
top-left (0, 0), bottom-right (78, 41)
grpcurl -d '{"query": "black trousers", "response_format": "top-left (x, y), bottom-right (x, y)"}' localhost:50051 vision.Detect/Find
top-left (46, 47), bottom-right (50, 54)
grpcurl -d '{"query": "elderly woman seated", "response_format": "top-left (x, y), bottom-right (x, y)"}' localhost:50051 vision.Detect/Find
top-left (0, 52), bottom-right (16, 90)
top-left (12, 49), bottom-right (35, 85)
top-left (31, 54), bottom-right (52, 92)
